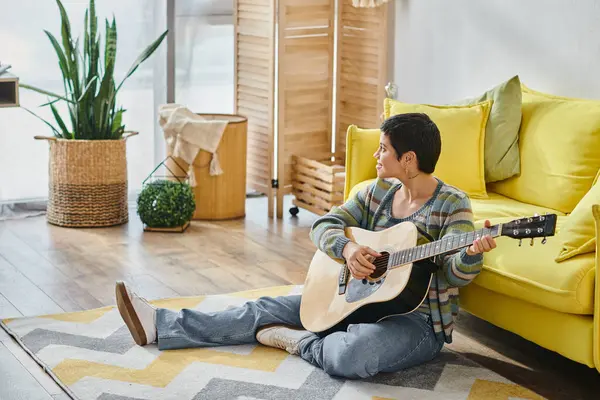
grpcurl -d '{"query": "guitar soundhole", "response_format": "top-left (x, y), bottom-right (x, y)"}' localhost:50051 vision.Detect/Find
top-left (370, 252), bottom-right (390, 280)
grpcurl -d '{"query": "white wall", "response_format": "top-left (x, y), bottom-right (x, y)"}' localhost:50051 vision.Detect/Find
top-left (391, 0), bottom-right (600, 103)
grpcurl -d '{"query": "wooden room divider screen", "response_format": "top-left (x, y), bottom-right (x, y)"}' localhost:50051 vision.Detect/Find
top-left (234, 0), bottom-right (389, 218)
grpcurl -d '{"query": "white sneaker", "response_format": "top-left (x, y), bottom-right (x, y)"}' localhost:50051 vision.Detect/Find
top-left (255, 325), bottom-right (312, 355)
top-left (115, 281), bottom-right (157, 346)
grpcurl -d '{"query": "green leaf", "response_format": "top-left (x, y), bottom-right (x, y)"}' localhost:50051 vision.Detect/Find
top-left (83, 10), bottom-right (89, 67)
top-left (20, 83), bottom-right (74, 103)
top-left (115, 29), bottom-right (168, 94)
top-left (21, 107), bottom-right (62, 138)
top-left (105, 17), bottom-right (117, 72)
top-left (97, 17), bottom-right (117, 138)
top-left (87, 2), bottom-right (99, 95)
top-left (89, 0), bottom-right (97, 48)
top-left (111, 107), bottom-right (125, 137)
top-left (55, 0), bottom-right (72, 61)
top-left (50, 103), bottom-right (70, 138)
top-left (98, 18), bottom-right (117, 110)
top-left (70, 36), bottom-right (82, 98)
top-left (68, 102), bottom-right (78, 139)
top-left (39, 98), bottom-right (61, 108)
top-left (55, 0), bottom-right (80, 97)
top-left (77, 76), bottom-right (99, 102)
top-left (43, 30), bottom-right (72, 94)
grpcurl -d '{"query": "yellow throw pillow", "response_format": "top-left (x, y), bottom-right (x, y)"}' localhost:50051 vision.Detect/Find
top-left (489, 85), bottom-right (600, 214)
top-left (384, 98), bottom-right (491, 199)
top-left (555, 182), bottom-right (600, 262)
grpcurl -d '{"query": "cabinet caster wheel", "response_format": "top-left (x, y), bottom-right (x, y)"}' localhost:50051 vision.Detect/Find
top-left (289, 206), bottom-right (299, 216)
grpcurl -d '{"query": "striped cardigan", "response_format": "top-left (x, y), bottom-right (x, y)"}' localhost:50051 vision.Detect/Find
top-left (309, 178), bottom-right (483, 343)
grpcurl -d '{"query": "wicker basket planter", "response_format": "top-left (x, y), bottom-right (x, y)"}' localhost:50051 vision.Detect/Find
top-left (35, 132), bottom-right (137, 228)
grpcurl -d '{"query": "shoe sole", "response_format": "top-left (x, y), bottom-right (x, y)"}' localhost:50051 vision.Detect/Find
top-left (115, 281), bottom-right (148, 346)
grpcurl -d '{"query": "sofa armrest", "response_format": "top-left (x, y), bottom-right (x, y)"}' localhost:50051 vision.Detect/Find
top-left (343, 126), bottom-right (379, 201)
top-left (593, 204), bottom-right (600, 373)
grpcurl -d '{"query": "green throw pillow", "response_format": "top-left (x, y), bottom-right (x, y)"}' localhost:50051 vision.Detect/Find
top-left (455, 75), bottom-right (523, 182)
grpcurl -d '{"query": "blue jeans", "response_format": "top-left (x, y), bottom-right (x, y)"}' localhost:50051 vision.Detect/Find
top-left (156, 294), bottom-right (444, 379)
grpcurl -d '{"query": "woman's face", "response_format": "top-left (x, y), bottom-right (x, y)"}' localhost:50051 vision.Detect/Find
top-left (373, 132), bottom-right (418, 180)
top-left (373, 132), bottom-right (403, 179)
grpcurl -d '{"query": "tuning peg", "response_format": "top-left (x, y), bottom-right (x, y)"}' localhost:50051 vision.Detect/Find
top-left (530, 238), bottom-right (535, 246)
top-left (542, 237), bottom-right (547, 245)
top-left (519, 239), bottom-right (522, 247)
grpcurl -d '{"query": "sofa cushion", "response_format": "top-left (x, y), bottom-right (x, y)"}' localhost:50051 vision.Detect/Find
top-left (489, 85), bottom-right (600, 214)
top-left (555, 180), bottom-right (600, 262)
top-left (454, 75), bottom-right (522, 183)
top-left (472, 217), bottom-right (595, 315)
top-left (384, 98), bottom-right (491, 199)
top-left (471, 192), bottom-right (565, 222)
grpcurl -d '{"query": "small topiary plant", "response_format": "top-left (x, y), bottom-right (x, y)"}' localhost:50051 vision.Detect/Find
top-left (137, 180), bottom-right (196, 228)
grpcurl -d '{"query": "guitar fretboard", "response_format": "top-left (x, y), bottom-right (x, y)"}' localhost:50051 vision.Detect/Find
top-left (389, 225), bottom-right (501, 268)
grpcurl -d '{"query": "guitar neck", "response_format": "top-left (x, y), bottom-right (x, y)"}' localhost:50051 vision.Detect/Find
top-left (388, 224), bottom-right (502, 268)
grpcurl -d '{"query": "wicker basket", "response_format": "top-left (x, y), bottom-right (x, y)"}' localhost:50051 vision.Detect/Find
top-left (35, 132), bottom-right (137, 228)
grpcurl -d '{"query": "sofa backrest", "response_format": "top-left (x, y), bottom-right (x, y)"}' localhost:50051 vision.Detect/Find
top-left (343, 86), bottom-right (600, 212)
top-left (343, 125), bottom-right (379, 201)
top-left (488, 86), bottom-right (600, 214)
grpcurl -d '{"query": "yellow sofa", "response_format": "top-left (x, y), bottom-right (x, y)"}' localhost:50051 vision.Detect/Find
top-left (343, 90), bottom-right (600, 372)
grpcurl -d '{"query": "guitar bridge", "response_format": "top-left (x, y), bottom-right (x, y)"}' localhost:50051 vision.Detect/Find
top-left (338, 264), bottom-right (349, 295)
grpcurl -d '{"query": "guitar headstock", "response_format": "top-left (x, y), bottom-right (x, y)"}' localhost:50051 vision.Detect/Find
top-left (501, 214), bottom-right (557, 240)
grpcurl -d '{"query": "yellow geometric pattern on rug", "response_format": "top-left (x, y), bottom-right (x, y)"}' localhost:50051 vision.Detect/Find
top-left (1, 286), bottom-right (295, 326)
top-left (42, 307), bottom-right (114, 323)
top-left (149, 296), bottom-right (206, 310)
top-left (467, 379), bottom-right (545, 400)
top-left (39, 297), bottom-right (208, 323)
top-left (53, 344), bottom-right (289, 387)
top-left (27, 285), bottom-right (294, 325)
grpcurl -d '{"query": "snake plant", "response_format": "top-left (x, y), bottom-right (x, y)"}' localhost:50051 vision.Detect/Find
top-left (21, 0), bottom-right (168, 140)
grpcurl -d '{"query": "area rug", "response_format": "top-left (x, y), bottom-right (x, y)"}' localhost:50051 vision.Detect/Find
top-left (1, 285), bottom-right (544, 400)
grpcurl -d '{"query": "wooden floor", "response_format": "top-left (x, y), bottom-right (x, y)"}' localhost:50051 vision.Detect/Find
top-left (1, 195), bottom-right (599, 399)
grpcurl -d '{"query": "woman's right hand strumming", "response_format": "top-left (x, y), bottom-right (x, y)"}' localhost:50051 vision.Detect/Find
top-left (342, 242), bottom-right (382, 280)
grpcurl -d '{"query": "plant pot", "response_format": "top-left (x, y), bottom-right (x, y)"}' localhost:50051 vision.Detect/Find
top-left (35, 132), bottom-right (137, 228)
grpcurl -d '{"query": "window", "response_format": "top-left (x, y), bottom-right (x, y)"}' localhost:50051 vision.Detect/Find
top-left (175, 1), bottom-right (234, 113)
top-left (0, 0), bottom-right (168, 204)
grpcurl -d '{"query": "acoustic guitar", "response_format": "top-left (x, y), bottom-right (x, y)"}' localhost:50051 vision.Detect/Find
top-left (299, 214), bottom-right (557, 337)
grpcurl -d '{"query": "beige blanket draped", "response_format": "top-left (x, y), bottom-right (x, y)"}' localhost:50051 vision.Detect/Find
top-left (158, 104), bottom-right (228, 187)
top-left (352, 0), bottom-right (389, 8)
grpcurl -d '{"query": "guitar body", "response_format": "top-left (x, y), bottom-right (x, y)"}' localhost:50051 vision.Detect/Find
top-left (299, 222), bottom-right (435, 337)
